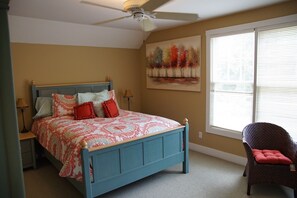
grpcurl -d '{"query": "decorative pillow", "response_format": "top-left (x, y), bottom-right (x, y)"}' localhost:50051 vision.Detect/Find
top-left (252, 149), bottom-right (293, 165)
top-left (78, 90), bottom-right (110, 117)
top-left (33, 97), bottom-right (52, 119)
top-left (108, 90), bottom-right (120, 110)
top-left (102, 98), bottom-right (119, 118)
top-left (52, 94), bottom-right (77, 117)
top-left (73, 102), bottom-right (96, 120)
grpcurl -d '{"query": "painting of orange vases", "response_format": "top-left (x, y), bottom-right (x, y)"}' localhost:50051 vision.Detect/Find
top-left (146, 35), bottom-right (201, 92)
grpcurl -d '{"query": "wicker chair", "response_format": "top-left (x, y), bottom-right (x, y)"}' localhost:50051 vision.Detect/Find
top-left (242, 122), bottom-right (297, 197)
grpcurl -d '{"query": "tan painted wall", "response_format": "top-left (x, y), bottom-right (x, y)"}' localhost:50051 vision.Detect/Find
top-left (11, 43), bottom-right (141, 131)
top-left (140, 1), bottom-right (297, 157)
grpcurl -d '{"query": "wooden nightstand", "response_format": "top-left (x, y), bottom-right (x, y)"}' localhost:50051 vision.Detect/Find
top-left (19, 132), bottom-right (36, 169)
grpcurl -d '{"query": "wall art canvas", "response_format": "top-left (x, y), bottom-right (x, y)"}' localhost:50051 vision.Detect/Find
top-left (146, 35), bottom-right (201, 92)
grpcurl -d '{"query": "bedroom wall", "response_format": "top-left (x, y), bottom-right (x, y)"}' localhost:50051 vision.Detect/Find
top-left (11, 43), bottom-right (141, 131)
top-left (140, 1), bottom-right (297, 157)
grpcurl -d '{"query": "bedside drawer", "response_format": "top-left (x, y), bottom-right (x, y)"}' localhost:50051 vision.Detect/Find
top-left (22, 151), bottom-right (33, 167)
top-left (20, 140), bottom-right (32, 153)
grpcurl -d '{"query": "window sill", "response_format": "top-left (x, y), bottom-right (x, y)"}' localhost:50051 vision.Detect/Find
top-left (206, 126), bottom-right (242, 140)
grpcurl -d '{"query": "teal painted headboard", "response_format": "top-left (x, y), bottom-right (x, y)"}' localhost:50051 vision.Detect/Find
top-left (31, 81), bottom-right (113, 114)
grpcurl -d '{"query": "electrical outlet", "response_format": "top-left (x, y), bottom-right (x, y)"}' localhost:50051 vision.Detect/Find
top-left (198, 131), bottom-right (203, 139)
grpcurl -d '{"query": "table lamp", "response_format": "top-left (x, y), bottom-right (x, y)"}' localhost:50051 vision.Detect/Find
top-left (17, 98), bottom-right (29, 133)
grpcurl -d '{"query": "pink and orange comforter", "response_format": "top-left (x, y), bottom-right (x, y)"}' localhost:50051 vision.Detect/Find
top-left (31, 110), bottom-right (180, 180)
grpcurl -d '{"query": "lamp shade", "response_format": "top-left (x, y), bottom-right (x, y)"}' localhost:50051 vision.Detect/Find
top-left (124, 89), bottom-right (133, 98)
top-left (16, 98), bottom-right (29, 109)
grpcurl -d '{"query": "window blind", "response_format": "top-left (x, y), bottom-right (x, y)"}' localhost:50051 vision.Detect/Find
top-left (256, 25), bottom-right (297, 140)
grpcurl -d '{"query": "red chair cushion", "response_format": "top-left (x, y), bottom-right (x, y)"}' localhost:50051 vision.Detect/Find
top-left (102, 98), bottom-right (119, 118)
top-left (73, 102), bottom-right (96, 120)
top-left (252, 149), bottom-right (292, 165)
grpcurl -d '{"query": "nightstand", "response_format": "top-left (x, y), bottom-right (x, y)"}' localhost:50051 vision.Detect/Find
top-left (19, 132), bottom-right (36, 169)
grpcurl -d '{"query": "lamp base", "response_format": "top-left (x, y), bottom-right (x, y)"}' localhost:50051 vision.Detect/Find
top-left (20, 109), bottom-right (28, 133)
top-left (21, 128), bottom-right (28, 133)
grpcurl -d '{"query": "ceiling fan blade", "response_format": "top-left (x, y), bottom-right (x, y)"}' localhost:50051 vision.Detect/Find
top-left (93, 16), bottom-right (131, 26)
top-left (154, 12), bottom-right (199, 21)
top-left (139, 18), bottom-right (156, 32)
top-left (81, 0), bottom-right (125, 12)
top-left (141, 0), bottom-right (171, 11)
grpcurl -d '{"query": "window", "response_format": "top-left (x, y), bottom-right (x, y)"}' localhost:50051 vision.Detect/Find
top-left (206, 15), bottom-right (297, 140)
top-left (209, 32), bottom-right (254, 133)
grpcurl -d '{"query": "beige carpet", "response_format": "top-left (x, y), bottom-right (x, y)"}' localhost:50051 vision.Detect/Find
top-left (23, 151), bottom-right (294, 198)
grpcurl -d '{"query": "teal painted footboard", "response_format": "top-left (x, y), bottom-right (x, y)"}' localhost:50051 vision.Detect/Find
top-left (81, 120), bottom-right (189, 198)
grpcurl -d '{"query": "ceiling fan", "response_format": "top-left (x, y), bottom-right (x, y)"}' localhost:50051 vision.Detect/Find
top-left (81, 0), bottom-right (199, 32)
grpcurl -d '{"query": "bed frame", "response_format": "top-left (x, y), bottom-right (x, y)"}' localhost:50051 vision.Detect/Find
top-left (31, 80), bottom-right (189, 198)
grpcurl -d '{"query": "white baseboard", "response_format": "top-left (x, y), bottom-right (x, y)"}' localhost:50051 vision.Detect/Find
top-left (189, 142), bottom-right (247, 166)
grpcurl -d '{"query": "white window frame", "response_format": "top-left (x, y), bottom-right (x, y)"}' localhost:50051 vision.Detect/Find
top-left (206, 14), bottom-right (297, 140)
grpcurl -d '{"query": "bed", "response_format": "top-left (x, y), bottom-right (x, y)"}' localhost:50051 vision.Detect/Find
top-left (31, 80), bottom-right (189, 198)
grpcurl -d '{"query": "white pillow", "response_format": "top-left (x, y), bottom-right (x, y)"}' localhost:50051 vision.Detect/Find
top-left (33, 97), bottom-right (52, 119)
top-left (108, 90), bottom-right (120, 110)
top-left (78, 90), bottom-right (110, 117)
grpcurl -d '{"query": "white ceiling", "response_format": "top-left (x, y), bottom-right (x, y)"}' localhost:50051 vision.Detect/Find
top-left (8, 0), bottom-right (288, 32)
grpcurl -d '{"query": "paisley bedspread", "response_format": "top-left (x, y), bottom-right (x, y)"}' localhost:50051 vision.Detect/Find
top-left (31, 110), bottom-right (181, 180)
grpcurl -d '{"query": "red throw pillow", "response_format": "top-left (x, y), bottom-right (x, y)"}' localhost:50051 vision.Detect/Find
top-left (102, 98), bottom-right (119, 118)
top-left (73, 102), bottom-right (96, 120)
top-left (252, 149), bottom-right (293, 165)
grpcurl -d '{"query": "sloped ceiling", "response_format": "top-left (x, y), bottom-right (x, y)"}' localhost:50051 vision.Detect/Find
top-left (8, 0), bottom-right (288, 49)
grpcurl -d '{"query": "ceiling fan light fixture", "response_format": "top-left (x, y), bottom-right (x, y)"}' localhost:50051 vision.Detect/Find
top-left (140, 18), bottom-right (156, 32)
